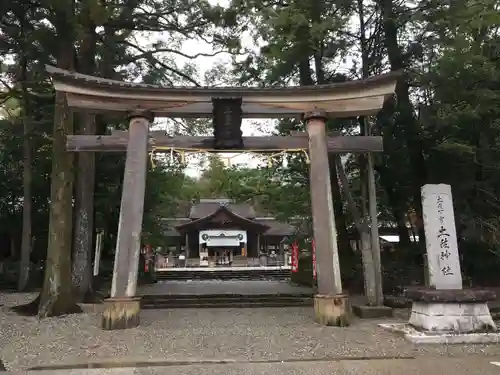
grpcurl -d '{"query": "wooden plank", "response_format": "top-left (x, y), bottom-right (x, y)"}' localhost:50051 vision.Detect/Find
top-left (66, 133), bottom-right (383, 153)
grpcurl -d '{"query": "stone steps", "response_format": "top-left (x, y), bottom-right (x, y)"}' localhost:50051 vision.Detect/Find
top-left (0, 279), bottom-right (16, 291)
top-left (141, 293), bottom-right (313, 309)
top-left (156, 269), bottom-right (291, 281)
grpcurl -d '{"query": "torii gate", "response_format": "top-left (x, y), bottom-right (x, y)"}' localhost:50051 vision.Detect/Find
top-left (46, 65), bottom-right (399, 330)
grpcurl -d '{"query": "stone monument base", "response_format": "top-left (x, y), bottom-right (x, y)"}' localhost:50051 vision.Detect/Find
top-left (406, 288), bottom-right (496, 333)
top-left (409, 301), bottom-right (495, 332)
top-left (101, 297), bottom-right (141, 330)
top-left (352, 304), bottom-right (393, 319)
top-left (379, 323), bottom-right (500, 344)
top-left (380, 288), bottom-right (499, 344)
top-left (314, 294), bottom-right (350, 326)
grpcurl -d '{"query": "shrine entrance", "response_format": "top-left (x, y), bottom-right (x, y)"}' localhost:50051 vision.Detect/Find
top-left (173, 202), bottom-right (271, 268)
top-left (46, 65), bottom-right (399, 330)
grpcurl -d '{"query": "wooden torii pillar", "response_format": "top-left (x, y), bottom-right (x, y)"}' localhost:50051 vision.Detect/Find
top-left (304, 110), bottom-right (346, 325)
top-left (45, 65), bottom-right (399, 330)
top-left (102, 110), bottom-right (153, 330)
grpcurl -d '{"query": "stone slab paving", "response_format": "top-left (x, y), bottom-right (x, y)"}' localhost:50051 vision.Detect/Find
top-left (1, 293), bottom-right (500, 372)
top-left (139, 280), bottom-right (313, 295)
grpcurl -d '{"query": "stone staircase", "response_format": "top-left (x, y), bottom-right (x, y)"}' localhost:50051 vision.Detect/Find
top-left (231, 255), bottom-right (249, 267)
top-left (141, 293), bottom-right (313, 309)
top-left (156, 268), bottom-right (291, 281)
top-left (0, 278), bottom-right (16, 291)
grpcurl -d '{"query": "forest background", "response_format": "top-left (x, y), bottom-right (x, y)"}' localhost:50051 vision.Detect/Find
top-left (1, 0), bottom-right (500, 313)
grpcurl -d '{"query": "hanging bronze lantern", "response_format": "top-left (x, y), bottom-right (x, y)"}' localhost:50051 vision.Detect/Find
top-left (212, 98), bottom-right (243, 149)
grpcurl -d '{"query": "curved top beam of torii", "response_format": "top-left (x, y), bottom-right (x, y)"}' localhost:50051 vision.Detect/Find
top-left (46, 65), bottom-right (400, 119)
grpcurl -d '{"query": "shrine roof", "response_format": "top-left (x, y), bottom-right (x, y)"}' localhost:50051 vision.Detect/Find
top-left (46, 65), bottom-right (401, 118)
top-left (175, 205), bottom-right (269, 234)
top-left (253, 218), bottom-right (296, 236)
top-left (190, 200), bottom-right (255, 219)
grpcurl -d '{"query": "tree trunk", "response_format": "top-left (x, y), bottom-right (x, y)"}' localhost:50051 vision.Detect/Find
top-left (397, 214), bottom-right (411, 246)
top-left (328, 155), bottom-right (352, 254)
top-left (334, 155), bottom-right (377, 304)
top-left (358, 139), bottom-right (377, 304)
top-left (356, 0), bottom-right (381, 303)
top-left (360, 230), bottom-right (376, 304)
top-left (359, 157), bottom-right (377, 304)
top-left (71, 16), bottom-right (97, 302)
top-left (37, 14), bottom-right (80, 311)
top-left (18, 118), bottom-right (33, 291)
top-left (38, 87), bottom-right (81, 317)
top-left (71, 114), bottom-right (96, 302)
top-left (376, 160), bottom-right (411, 245)
top-left (366, 143), bottom-right (383, 304)
top-left (18, 38), bottom-right (33, 292)
top-left (9, 236), bottom-right (16, 259)
top-left (379, 0), bottom-right (427, 246)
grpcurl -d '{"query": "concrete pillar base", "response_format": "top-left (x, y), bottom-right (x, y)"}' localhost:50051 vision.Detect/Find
top-left (409, 301), bottom-right (496, 333)
top-left (314, 293), bottom-right (350, 327)
top-left (406, 288), bottom-right (497, 333)
top-left (101, 297), bottom-right (141, 330)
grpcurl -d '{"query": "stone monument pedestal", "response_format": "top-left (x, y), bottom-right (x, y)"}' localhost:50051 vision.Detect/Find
top-left (406, 289), bottom-right (496, 333)
top-left (380, 288), bottom-right (500, 344)
top-left (352, 303), bottom-right (394, 319)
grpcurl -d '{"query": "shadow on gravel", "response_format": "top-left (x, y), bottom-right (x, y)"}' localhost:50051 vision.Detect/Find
top-left (10, 295), bottom-right (42, 316)
top-left (10, 295), bottom-right (83, 317)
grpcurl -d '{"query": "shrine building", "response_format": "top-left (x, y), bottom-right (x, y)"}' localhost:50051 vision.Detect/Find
top-left (161, 198), bottom-right (296, 267)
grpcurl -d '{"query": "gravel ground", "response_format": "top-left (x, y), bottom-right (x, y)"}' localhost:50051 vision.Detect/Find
top-left (1, 292), bottom-right (500, 372)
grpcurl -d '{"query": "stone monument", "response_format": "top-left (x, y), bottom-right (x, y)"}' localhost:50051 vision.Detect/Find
top-left (421, 184), bottom-right (462, 290)
top-left (380, 184), bottom-right (499, 344)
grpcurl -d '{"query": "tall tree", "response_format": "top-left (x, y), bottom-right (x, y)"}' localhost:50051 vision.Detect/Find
top-left (71, 0), bottom-right (98, 302)
top-left (37, 0), bottom-right (81, 317)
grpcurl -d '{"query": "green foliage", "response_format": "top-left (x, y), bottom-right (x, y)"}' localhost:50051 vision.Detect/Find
top-left (1, 0), bottom-right (500, 289)
top-left (142, 161), bottom-right (189, 247)
top-left (420, 0), bottom-right (500, 252)
top-left (0, 0), bottom-right (239, 265)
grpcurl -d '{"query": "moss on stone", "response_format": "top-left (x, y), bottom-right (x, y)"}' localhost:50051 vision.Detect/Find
top-left (101, 297), bottom-right (141, 330)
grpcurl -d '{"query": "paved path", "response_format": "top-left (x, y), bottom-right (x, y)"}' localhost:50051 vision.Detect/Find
top-left (139, 280), bottom-right (313, 295)
top-left (21, 357), bottom-right (500, 374)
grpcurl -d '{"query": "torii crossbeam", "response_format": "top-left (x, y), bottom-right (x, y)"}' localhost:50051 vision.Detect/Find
top-left (66, 131), bottom-right (383, 153)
